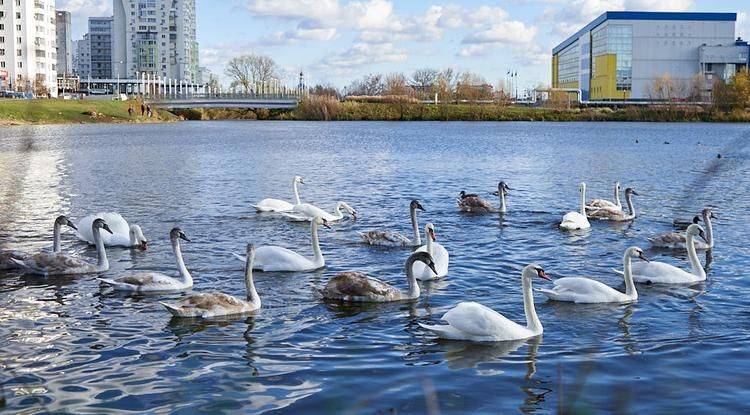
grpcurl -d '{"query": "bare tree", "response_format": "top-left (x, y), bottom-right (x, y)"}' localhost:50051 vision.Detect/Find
top-left (225, 54), bottom-right (278, 92)
top-left (411, 68), bottom-right (439, 99)
top-left (309, 84), bottom-right (341, 98)
top-left (456, 71), bottom-right (492, 102)
top-left (384, 73), bottom-right (413, 96)
top-left (436, 68), bottom-right (458, 102)
top-left (347, 74), bottom-right (385, 96)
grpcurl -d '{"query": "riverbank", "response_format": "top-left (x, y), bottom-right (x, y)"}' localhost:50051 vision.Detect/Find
top-left (2, 98), bottom-right (749, 125)
top-left (0, 99), bottom-right (176, 125)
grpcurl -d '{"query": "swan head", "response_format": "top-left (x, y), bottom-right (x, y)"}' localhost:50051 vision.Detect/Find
top-left (409, 251), bottom-right (437, 275)
top-left (492, 181), bottom-right (511, 196)
top-left (702, 208), bottom-right (716, 220)
top-left (314, 216), bottom-right (332, 229)
top-left (294, 175), bottom-right (305, 185)
top-left (687, 224), bottom-right (708, 243)
top-left (459, 191), bottom-right (468, 198)
top-left (626, 246), bottom-right (650, 263)
top-left (523, 264), bottom-right (551, 281)
top-left (55, 215), bottom-right (78, 231)
top-left (615, 181), bottom-right (621, 191)
top-left (625, 187), bottom-right (639, 197)
top-left (425, 223), bottom-right (436, 241)
top-left (129, 225), bottom-right (148, 250)
top-left (170, 227), bottom-right (191, 242)
top-left (692, 215), bottom-right (701, 225)
top-left (338, 202), bottom-right (357, 219)
top-left (93, 218), bottom-right (113, 234)
top-left (579, 182), bottom-right (586, 193)
top-left (410, 200), bottom-right (426, 212)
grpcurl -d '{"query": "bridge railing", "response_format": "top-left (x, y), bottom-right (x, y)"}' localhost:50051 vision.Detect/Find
top-left (151, 91), bottom-right (305, 102)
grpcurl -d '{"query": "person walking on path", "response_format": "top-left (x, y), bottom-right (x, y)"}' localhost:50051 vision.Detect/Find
top-left (128, 106), bottom-right (134, 117)
top-left (146, 104), bottom-right (152, 118)
top-left (140, 103), bottom-right (146, 116)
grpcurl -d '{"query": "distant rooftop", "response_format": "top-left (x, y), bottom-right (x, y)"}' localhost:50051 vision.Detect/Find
top-left (553, 11), bottom-right (738, 54)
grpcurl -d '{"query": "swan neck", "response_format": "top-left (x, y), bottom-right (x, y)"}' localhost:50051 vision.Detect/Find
top-left (626, 193), bottom-right (636, 217)
top-left (522, 276), bottom-right (542, 334)
top-left (579, 186), bottom-right (587, 216)
top-left (615, 186), bottom-right (621, 209)
top-left (703, 213), bottom-right (714, 247)
top-left (53, 221), bottom-right (62, 253)
top-left (292, 179), bottom-right (301, 205)
top-left (172, 237), bottom-right (192, 284)
top-left (310, 220), bottom-right (324, 265)
top-left (245, 253), bottom-right (260, 307)
top-left (410, 207), bottom-right (421, 246)
top-left (686, 233), bottom-right (706, 279)
top-left (93, 225), bottom-right (108, 269)
top-left (623, 253), bottom-right (637, 299)
top-left (500, 190), bottom-right (507, 213)
top-left (426, 232), bottom-right (433, 255)
top-left (333, 203), bottom-right (344, 220)
top-left (404, 256), bottom-right (421, 299)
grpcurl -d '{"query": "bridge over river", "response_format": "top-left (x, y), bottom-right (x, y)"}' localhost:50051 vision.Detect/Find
top-left (149, 93), bottom-right (302, 110)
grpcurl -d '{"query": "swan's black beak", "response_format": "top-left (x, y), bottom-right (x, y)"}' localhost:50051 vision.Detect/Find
top-left (179, 233), bottom-right (191, 242)
top-left (322, 219), bottom-right (332, 229)
top-left (140, 240), bottom-right (149, 251)
top-left (67, 220), bottom-right (78, 231)
top-left (417, 204), bottom-right (426, 212)
top-left (710, 212), bottom-right (717, 219)
top-left (351, 211), bottom-right (357, 220)
top-left (103, 224), bottom-right (114, 234)
top-left (428, 261), bottom-right (438, 275)
top-left (639, 252), bottom-right (650, 263)
top-left (698, 229), bottom-right (708, 243)
top-left (632, 190), bottom-right (640, 196)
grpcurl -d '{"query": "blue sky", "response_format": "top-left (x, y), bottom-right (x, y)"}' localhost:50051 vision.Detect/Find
top-left (60, 0), bottom-right (749, 90)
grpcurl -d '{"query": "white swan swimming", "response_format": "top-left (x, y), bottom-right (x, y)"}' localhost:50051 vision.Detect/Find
top-left (419, 264), bottom-right (550, 342)
top-left (587, 188), bottom-right (639, 221)
top-left (251, 175), bottom-right (304, 213)
top-left (281, 201), bottom-right (357, 222)
top-left (457, 182), bottom-right (510, 213)
top-left (234, 216), bottom-right (331, 272)
top-left (161, 244), bottom-right (261, 318)
top-left (615, 224), bottom-right (708, 284)
top-left (560, 182), bottom-right (591, 230)
top-left (13, 219), bottom-right (113, 276)
top-left (0, 215), bottom-right (78, 270)
top-left (358, 200), bottom-right (425, 247)
top-left (586, 181), bottom-right (621, 211)
top-left (651, 208), bottom-right (715, 250)
top-left (538, 247), bottom-right (649, 303)
top-left (317, 251), bottom-right (436, 302)
top-left (98, 228), bottom-right (193, 292)
top-left (76, 212), bottom-right (148, 249)
top-left (413, 223), bottom-right (449, 281)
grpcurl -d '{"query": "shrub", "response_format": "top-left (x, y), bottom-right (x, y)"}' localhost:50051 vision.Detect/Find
top-left (295, 95), bottom-right (341, 120)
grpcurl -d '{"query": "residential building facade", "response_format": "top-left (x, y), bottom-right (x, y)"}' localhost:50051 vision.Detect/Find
top-left (55, 10), bottom-right (72, 75)
top-left (0, 0), bottom-right (58, 95)
top-left (552, 12), bottom-right (749, 101)
top-left (89, 16), bottom-right (113, 79)
top-left (113, 0), bottom-right (199, 82)
top-left (74, 34), bottom-right (91, 78)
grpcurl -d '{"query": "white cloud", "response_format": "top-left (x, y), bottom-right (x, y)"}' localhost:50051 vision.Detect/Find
top-left (317, 42), bottom-right (407, 71)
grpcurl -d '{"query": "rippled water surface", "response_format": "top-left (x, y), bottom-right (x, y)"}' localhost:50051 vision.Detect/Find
top-left (1, 121), bottom-right (749, 413)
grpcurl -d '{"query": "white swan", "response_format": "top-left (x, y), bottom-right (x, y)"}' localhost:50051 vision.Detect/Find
top-left (419, 264), bottom-right (550, 342)
top-left (587, 188), bottom-right (639, 221)
top-left (358, 200), bottom-right (425, 247)
top-left (413, 223), bottom-right (449, 281)
top-left (234, 216), bottom-right (331, 272)
top-left (76, 212), bottom-right (148, 249)
top-left (98, 228), bottom-right (193, 292)
top-left (13, 219), bottom-right (113, 276)
top-left (538, 247), bottom-right (649, 303)
top-left (615, 224), bottom-right (708, 284)
top-left (161, 244), bottom-right (261, 318)
top-left (317, 251), bottom-right (436, 302)
top-left (586, 181), bottom-right (621, 211)
top-left (281, 201), bottom-right (357, 222)
top-left (560, 182), bottom-right (591, 230)
top-left (457, 182), bottom-right (510, 213)
top-left (0, 215), bottom-right (78, 270)
top-left (251, 175), bottom-right (304, 212)
top-left (651, 208), bottom-right (715, 250)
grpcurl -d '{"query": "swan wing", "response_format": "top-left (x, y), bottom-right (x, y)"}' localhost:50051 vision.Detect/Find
top-left (76, 212), bottom-right (132, 246)
top-left (457, 197), bottom-right (493, 213)
top-left (561, 212), bottom-right (590, 229)
top-left (539, 277), bottom-right (625, 303)
top-left (252, 198), bottom-right (294, 212)
top-left (293, 203), bottom-right (329, 218)
top-left (14, 252), bottom-right (97, 275)
top-left (101, 272), bottom-right (186, 292)
top-left (1, 251), bottom-right (26, 270)
top-left (358, 231), bottom-right (411, 247)
top-left (631, 261), bottom-right (700, 284)
top-left (442, 302), bottom-right (528, 340)
top-left (413, 243), bottom-right (449, 279)
top-left (587, 199), bottom-right (618, 209)
top-left (587, 206), bottom-right (627, 221)
top-left (162, 293), bottom-right (254, 318)
top-left (321, 272), bottom-right (401, 301)
top-left (254, 245), bottom-right (315, 271)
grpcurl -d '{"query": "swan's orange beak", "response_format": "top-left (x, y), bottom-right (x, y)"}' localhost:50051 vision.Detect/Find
top-left (538, 270), bottom-right (551, 281)
top-left (430, 229), bottom-right (436, 241)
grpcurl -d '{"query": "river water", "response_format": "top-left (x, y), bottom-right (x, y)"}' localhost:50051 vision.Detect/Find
top-left (0, 121), bottom-right (749, 413)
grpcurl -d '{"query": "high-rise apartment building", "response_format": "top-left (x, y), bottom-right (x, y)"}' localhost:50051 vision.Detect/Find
top-left (74, 34), bottom-right (91, 78)
top-left (55, 10), bottom-right (72, 75)
top-left (113, 0), bottom-right (199, 81)
top-left (0, 0), bottom-right (58, 95)
top-left (89, 16), bottom-right (113, 79)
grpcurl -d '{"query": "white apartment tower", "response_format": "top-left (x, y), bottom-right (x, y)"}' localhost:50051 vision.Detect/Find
top-left (0, 0), bottom-right (58, 95)
top-left (113, 0), bottom-right (199, 82)
top-left (55, 10), bottom-right (72, 75)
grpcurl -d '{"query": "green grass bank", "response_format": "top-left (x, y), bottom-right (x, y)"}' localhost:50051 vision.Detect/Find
top-left (0, 99), bottom-right (176, 125)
